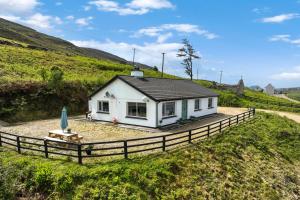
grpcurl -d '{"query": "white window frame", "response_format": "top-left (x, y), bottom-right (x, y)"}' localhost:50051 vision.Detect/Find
top-left (162, 101), bottom-right (176, 118)
top-left (97, 100), bottom-right (109, 113)
top-left (126, 102), bottom-right (147, 119)
top-left (208, 98), bottom-right (214, 109)
top-left (194, 99), bottom-right (201, 111)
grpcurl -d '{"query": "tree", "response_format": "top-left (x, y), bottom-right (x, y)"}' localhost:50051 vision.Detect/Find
top-left (153, 66), bottom-right (158, 71)
top-left (177, 39), bottom-right (200, 80)
top-left (48, 66), bottom-right (64, 90)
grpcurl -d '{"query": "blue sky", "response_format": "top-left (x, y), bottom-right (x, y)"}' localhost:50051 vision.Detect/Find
top-left (1, 0), bottom-right (300, 88)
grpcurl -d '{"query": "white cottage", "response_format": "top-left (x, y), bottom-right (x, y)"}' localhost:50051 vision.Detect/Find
top-left (88, 69), bottom-right (219, 128)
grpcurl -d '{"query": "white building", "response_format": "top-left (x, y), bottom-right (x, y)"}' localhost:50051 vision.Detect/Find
top-left (88, 69), bottom-right (219, 128)
top-left (264, 84), bottom-right (275, 96)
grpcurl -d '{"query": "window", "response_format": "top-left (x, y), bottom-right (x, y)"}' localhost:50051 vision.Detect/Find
top-left (208, 98), bottom-right (213, 108)
top-left (127, 102), bottom-right (147, 118)
top-left (162, 102), bottom-right (176, 117)
top-left (98, 101), bottom-right (109, 113)
top-left (194, 99), bottom-right (201, 111)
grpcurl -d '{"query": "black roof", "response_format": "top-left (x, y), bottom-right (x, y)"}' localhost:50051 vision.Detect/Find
top-left (90, 75), bottom-right (219, 102)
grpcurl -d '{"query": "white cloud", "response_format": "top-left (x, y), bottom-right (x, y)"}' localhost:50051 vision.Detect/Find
top-left (84, 5), bottom-right (91, 11)
top-left (252, 7), bottom-right (270, 14)
top-left (66, 15), bottom-right (75, 20)
top-left (55, 2), bottom-right (62, 6)
top-left (70, 39), bottom-right (185, 75)
top-left (75, 16), bottom-right (93, 26)
top-left (0, 0), bottom-right (63, 32)
top-left (271, 66), bottom-right (300, 80)
top-left (269, 34), bottom-right (300, 46)
top-left (0, 0), bottom-right (39, 14)
top-left (261, 13), bottom-right (299, 23)
top-left (89, 0), bottom-right (174, 15)
top-left (126, 0), bottom-right (174, 10)
top-left (0, 13), bottom-right (62, 30)
top-left (132, 23), bottom-right (218, 42)
top-left (157, 32), bottom-right (173, 43)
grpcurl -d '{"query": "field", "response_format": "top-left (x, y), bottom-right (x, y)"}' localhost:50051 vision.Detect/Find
top-left (0, 45), bottom-right (173, 85)
top-left (0, 112), bottom-right (299, 199)
top-left (287, 91), bottom-right (300, 102)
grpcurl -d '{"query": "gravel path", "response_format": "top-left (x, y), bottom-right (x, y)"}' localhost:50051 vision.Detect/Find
top-left (218, 107), bottom-right (300, 124)
top-left (274, 94), bottom-right (300, 103)
top-left (0, 109), bottom-right (240, 142)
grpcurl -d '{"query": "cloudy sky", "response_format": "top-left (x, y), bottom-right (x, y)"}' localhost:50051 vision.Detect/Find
top-left (1, 0), bottom-right (300, 88)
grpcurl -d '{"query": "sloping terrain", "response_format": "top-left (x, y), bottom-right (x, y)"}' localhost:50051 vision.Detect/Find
top-left (0, 18), bottom-right (151, 69)
top-left (0, 112), bottom-right (299, 199)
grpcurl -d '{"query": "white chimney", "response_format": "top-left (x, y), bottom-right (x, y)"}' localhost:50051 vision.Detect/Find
top-left (131, 66), bottom-right (144, 77)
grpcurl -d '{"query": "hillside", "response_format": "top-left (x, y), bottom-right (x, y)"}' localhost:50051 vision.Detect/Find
top-left (0, 18), bottom-right (152, 69)
top-left (287, 91), bottom-right (300, 102)
top-left (1, 43), bottom-right (300, 122)
top-left (0, 112), bottom-right (299, 199)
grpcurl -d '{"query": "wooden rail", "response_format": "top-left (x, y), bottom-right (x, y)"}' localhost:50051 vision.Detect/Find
top-left (0, 108), bottom-right (256, 164)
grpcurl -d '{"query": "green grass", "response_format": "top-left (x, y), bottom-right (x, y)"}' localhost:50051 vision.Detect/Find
top-left (0, 112), bottom-right (299, 199)
top-left (287, 91), bottom-right (300, 101)
top-left (0, 45), bottom-right (175, 85)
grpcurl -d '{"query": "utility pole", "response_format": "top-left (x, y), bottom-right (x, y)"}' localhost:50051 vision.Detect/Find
top-left (219, 70), bottom-right (223, 84)
top-left (197, 67), bottom-right (199, 80)
top-left (132, 48), bottom-right (136, 67)
top-left (161, 52), bottom-right (165, 77)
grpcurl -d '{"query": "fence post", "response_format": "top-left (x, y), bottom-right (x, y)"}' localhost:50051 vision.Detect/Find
top-left (78, 144), bottom-right (82, 164)
top-left (44, 140), bottom-right (48, 158)
top-left (248, 110), bottom-right (251, 118)
top-left (219, 121), bottom-right (222, 133)
top-left (162, 136), bottom-right (166, 151)
top-left (229, 117), bottom-right (231, 127)
top-left (124, 141), bottom-right (128, 159)
top-left (237, 115), bottom-right (239, 124)
top-left (16, 136), bottom-right (21, 154)
top-left (0, 132), bottom-right (2, 147)
top-left (188, 130), bottom-right (192, 143)
top-left (208, 125), bottom-right (210, 137)
top-left (253, 108), bottom-right (256, 115)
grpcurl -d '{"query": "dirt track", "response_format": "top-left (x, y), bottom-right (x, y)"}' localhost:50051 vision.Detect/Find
top-left (219, 107), bottom-right (300, 124)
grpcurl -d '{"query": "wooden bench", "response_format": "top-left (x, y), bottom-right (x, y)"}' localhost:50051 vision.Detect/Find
top-left (44, 136), bottom-right (66, 143)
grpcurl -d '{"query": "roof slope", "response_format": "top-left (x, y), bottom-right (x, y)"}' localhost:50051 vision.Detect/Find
top-left (117, 76), bottom-right (218, 101)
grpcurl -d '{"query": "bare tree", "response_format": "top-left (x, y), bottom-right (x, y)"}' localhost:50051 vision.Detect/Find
top-left (177, 39), bottom-right (200, 80)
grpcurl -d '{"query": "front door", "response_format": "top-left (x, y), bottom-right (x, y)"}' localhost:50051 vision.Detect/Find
top-left (182, 100), bottom-right (188, 120)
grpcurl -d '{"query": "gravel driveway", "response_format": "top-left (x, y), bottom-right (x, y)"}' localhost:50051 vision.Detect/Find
top-left (0, 107), bottom-right (243, 142)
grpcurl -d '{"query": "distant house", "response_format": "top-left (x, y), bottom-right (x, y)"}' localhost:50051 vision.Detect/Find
top-left (88, 68), bottom-right (219, 128)
top-left (216, 78), bottom-right (245, 96)
top-left (264, 84), bottom-right (275, 95)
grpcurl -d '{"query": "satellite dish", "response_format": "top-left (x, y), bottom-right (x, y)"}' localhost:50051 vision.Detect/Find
top-left (105, 91), bottom-right (110, 97)
top-left (142, 96), bottom-right (149, 102)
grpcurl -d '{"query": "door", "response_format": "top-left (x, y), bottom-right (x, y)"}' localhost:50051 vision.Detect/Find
top-left (182, 100), bottom-right (188, 120)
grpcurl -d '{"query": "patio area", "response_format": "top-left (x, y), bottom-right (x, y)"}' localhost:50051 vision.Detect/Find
top-left (0, 107), bottom-right (247, 142)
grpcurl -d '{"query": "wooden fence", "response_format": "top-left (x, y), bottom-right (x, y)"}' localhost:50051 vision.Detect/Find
top-left (0, 108), bottom-right (256, 164)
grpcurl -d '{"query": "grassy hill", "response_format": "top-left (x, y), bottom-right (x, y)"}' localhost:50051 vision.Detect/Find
top-left (0, 112), bottom-right (299, 199)
top-left (287, 91), bottom-right (300, 102)
top-left (0, 18), bottom-right (152, 69)
top-left (1, 43), bottom-right (300, 122)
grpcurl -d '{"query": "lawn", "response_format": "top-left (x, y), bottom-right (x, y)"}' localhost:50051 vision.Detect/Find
top-left (0, 112), bottom-right (299, 199)
top-left (287, 91), bottom-right (300, 102)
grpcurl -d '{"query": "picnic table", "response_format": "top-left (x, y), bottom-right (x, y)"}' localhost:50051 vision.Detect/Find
top-left (48, 130), bottom-right (83, 143)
